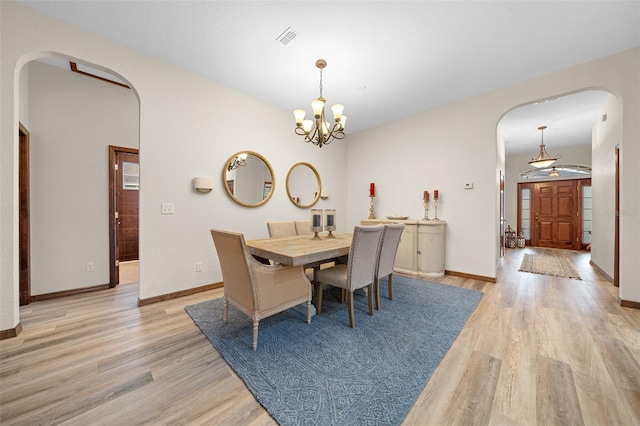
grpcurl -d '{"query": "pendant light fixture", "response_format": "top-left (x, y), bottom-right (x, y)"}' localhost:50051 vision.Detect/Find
top-left (293, 59), bottom-right (346, 148)
top-left (528, 125), bottom-right (561, 168)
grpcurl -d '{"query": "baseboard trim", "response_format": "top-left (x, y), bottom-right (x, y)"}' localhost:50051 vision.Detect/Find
top-left (589, 260), bottom-right (613, 283)
top-left (138, 282), bottom-right (223, 306)
top-left (0, 322), bottom-right (23, 340)
top-left (445, 270), bottom-right (497, 283)
top-left (618, 298), bottom-right (640, 309)
top-left (31, 283), bottom-right (111, 302)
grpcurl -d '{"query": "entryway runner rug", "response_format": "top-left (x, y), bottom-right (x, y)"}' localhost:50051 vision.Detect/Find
top-left (518, 253), bottom-right (582, 280)
top-left (185, 276), bottom-right (482, 426)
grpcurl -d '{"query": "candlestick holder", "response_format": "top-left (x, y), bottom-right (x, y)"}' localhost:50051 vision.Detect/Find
top-left (434, 199), bottom-right (439, 220)
top-left (368, 195), bottom-right (376, 219)
top-left (423, 200), bottom-right (430, 220)
top-left (325, 209), bottom-right (336, 238)
top-left (311, 208), bottom-right (323, 240)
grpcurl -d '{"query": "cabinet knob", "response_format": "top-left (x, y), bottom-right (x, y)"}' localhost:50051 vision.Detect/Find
top-left (417, 250), bottom-right (421, 255)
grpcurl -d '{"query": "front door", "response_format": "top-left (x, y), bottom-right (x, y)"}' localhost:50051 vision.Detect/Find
top-left (533, 180), bottom-right (579, 250)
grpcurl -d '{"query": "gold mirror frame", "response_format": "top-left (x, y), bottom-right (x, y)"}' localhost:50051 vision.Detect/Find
top-left (223, 150), bottom-right (275, 208)
top-left (286, 162), bottom-right (321, 208)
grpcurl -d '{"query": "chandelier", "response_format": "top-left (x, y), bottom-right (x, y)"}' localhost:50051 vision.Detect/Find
top-left (293, 59), bottom-right (346, 148)
top-left (227, 153), bottom-right (248, 171)
top-left (528, 125), bottom-right (561, 168)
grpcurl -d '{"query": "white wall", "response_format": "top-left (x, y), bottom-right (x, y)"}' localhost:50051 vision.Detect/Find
top-left (591, 95), bottom-right (622, 278)
top-left (28, 60), bottom-right (139, 294)
top-left (504, 143), bottom-right (593, 234)
top-left (1, 2), bottom-right (638, 332)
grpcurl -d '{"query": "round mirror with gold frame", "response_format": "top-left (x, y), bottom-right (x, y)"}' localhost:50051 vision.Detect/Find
top-left (286, 162), bottom-right (321, 208)
top-left (223, 151), bottom-right (275, 207)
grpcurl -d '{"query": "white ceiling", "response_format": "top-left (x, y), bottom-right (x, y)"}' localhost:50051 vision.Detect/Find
top-left (17, 1), bottom-right (640, 154)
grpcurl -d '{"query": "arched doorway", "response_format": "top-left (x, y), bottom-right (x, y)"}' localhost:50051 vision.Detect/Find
top-left (18, 53), bottom-right (140, 305)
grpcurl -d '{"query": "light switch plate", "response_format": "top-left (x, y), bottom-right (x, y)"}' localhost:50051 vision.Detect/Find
top-left (464, 182), bottom-right (474, 190)
top-left (161, 203), bottom-right (175, 214)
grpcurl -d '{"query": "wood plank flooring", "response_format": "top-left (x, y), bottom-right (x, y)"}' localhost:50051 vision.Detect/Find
top-left (1, 247), bottom-right (639, 425)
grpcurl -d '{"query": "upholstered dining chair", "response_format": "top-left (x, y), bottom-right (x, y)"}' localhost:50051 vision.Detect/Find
top-left (294, 220), bottom-right (311, 235)
top-left (210, 229), bottom-right (312, 350)
top-left (314, 225), bottom-right (384, 328)
top-left (267, 221), bottom-right (297, 238)
top-left (374, 223), bottom-right (405, 309)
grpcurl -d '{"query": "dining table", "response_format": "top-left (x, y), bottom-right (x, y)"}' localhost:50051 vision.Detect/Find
top-left (245, 232), bottom-right (353, 267)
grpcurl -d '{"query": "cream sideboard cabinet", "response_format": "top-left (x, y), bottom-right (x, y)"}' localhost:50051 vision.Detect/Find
top-left (360, 219), bottom-right (445, 277)
top-left (417, 220), bottom-right (446, 278)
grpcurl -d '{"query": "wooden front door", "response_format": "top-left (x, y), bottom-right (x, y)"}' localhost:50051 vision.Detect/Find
top-left (533, 181), bottom-right (580, 250)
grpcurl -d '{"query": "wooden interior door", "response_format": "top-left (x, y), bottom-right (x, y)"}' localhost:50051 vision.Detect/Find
top-left (109, 146), bottom-right (139, 287)
top-left (19, 123), bottom-right (31, 305)
top-left (116, 151), bottom-right (139, 262)
top-left (533, 181), bottom-right (579, 250)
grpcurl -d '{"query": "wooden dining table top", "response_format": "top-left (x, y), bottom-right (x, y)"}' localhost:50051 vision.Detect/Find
top-left (245, 232), bottom-right (352, 266)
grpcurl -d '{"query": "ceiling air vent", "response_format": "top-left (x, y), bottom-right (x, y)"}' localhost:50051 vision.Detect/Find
top-left (276, 27), bottom-right (299, 45)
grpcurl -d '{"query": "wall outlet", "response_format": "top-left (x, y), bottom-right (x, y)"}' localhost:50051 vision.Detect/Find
top-left (464, 182), bottom-right (474, 189)
top-left (196, 262), bottom-right (203, 272)
top-left (161, 203), bottom-right (175, 214)
top-left (86, 262), bottom-right (95, 272)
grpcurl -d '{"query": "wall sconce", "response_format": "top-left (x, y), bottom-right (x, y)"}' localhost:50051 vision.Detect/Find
top-left (320, 189), bottom-right (330, 200)
top-left (193, 177), bottom-right (213, 193)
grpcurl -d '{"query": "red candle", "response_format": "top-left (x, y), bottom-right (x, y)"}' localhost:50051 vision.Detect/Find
top-left (423, 190), bottom-right (429, 201)
top-left (369, 182), bottom-right (375, 197)
top-left (434, 190), bottom-right (439, 200)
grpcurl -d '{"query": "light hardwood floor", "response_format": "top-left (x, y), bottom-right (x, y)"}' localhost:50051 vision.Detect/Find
top-left (1, 248), bottom-right (638, 425)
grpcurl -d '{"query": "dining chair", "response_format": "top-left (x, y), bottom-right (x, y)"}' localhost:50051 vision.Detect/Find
top-left (314, 225), bottom-right (384, 328)
top-left (294, 220), bottom-right (311, 235)
top-left (210, 229), bottom-right (312, 350)
top-left (374, 223), bottom-right (405, 309)
top-left (267, 221), bottom-right (297, 238)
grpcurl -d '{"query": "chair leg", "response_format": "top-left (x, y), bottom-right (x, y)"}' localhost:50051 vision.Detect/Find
top-left (316, 282), bottom-right (324, 314)
top-left (252, 319), bottom-right (259, 351)
top-left (223, 298), bottom-right (229, 322)
top-left (367, 284), bottom-right (374, 316)
top-left (306, 300), bottom-right (311, 324)
top-left (374, 277), bottom-right (381, 310)
top-left (388, 274), bottom-right (394, 300)
top-left (348, 291), bottom-right (355, 328)
top-left (340, 289), bottom-right (346, 304)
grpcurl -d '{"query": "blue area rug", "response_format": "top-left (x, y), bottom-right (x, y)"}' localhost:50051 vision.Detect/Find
top-left (185, 275), bottom-right (482, 425)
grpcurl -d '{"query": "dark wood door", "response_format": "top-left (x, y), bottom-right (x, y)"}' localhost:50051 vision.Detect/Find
top-left (109, 146), bottom-right (139, 287)
top-left (534, 181), bottom-right (579, 250)
top-left (116, 151), bottom-right (139, 262)
top-left (19, 123), bottom-right (31, 306)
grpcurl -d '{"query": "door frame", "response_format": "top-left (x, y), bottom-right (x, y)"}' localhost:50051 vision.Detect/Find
top-left (614, 145), bottom-right (620, 287)
top-left (19, 122), bottom-right (31, 305)
top-left (108, 145), bottom-right (139, 287)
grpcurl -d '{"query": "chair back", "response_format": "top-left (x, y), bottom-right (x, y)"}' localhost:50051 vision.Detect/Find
top-left (346, 225), bottom-right (384, 291)
top-left (267, 221), bottom-right (297, 238)
top-left (210, 229), bottom-right (256, 310)
top-left (294, 220), bottom-right (311, 235)
top-left (376, 224), bottom-right (405, 279)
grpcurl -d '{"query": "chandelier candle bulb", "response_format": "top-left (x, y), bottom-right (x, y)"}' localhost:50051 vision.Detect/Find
top-left (434, 190), bottom-right (439, 200)
top-left (370, 182), bottom-right (375, 197)
top-left (423, 190), bottom-right (429, 201)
